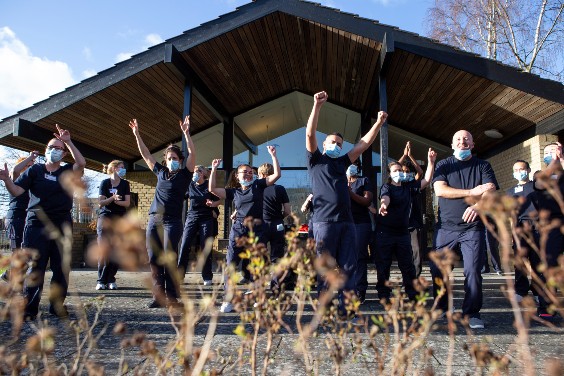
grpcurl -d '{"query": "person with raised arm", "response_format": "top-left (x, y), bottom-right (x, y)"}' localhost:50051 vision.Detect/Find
top-left (305, 90), bottom-right (387, 318)
top-left (0, 125), bottom-right (86, 320)
top-left (129, 116), bottom-right (195, 308)
top-left (208, 145), bottom-right (280, 313)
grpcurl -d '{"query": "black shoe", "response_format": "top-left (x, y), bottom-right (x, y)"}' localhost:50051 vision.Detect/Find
top-left (147, 299), bottom-right (164, 308)
top-left (49, 304), bottom-right (69, 318)
top-left (0, 270), bottom-right (9, 282)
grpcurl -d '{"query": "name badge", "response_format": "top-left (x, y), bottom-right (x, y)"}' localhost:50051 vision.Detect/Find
top-left (44, 173), bottom-right (57, 181)
top-left (109, 188), bottom-right (117, 195)
top-left (277, 223), bottom-right (284, 232)
top-left (514, 186), bottom-right (523, 193)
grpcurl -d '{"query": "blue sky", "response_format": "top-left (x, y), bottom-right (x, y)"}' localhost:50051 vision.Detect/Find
top-left (0, 0), bottom-right (432, 120)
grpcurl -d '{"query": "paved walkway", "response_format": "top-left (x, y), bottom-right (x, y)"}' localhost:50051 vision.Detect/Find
top-left (0, 267), bottom-right (562, 375)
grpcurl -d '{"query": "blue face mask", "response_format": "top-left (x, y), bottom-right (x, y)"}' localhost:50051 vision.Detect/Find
top-left (513, 171), bottom-right (528, 181)
top-left (192, 172), bottom-right (200, 182)
top-left (168, 160), bottom-right (181, 172)
top-left (346, 165), bottom-right (359, 177)
top-left (402, 172), bottom-right (415, 182)
top-left (239, 175), bottom-right (256, 187)
top-left (544, 155), bottom-right (553, 166)
top-left (325, 143), bottom-right (342, 159)
top-left (117, 168), bottom-right (126, 178)
top-left (453, 148), bottom-right (472, 160)
top-left (45, 148), bottom-right (64, 163)
top-left (390, 171), bottom-right (402, 184)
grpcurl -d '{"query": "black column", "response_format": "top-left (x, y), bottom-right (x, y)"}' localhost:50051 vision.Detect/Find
top-left (222, 116), bottom-right (234, 239)
top-left (182, 80), bottom-right (192, 223)
top-left (379, 75), bottom-right (389, 183)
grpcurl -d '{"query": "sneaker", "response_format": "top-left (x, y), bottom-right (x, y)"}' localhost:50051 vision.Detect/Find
top-left (537, 307), bottom-right (555, 321)
top-left (533, 295), bottom-right (540, 305)
top-left (203, 280), bottom-right (213, 286)
top-left (147, 299), bottom-right (163, 308)
top-left (96, 283), bottom-right (107, 290)
top-left (108, 283), bottom-right (118, 290)
top-left (515, 294), bottom-right (524, 303)
top-left (220, 302), bottom-right (234, 313)
top-left (469, 317), bottom-right (485, 329)
top-left (1, 270), bottom-right (9, 282)
top-left (494, 270), bottom-right (503, 276)
top-left (244, 289), bottom-right (253, 295)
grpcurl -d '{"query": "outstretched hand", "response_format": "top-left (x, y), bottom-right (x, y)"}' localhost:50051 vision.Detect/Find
top-left (129, 119), bottom-right (140, 135)
top-left (266, 145), bottom-right (277, 157)
top-left (211, 159), bottom-right (222, 169)
top-left (54, 124), bottom-right (71, 143)
top-left (179, 115), bottom-right (190, 134)
top-left (428, 148), bottom-right (437, 163)
top-left (0, 163), bottom-right (9, 181)
top-left (313, 91), bottom-right (328, 106)
top-left (404, 142), bottom-right (411, 157)
top-left (376, 111), bottom-right (388, 124)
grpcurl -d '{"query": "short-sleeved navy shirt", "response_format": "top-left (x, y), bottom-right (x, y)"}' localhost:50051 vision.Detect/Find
top-left (6, 192), bottom-right (30, 220)
top-left (262, 184), bottom-right (290, 221)
top-left (532, 173), bottom-right (564, 220)
top-left (149, 163), bottom-right (192, 218)
top-left (409, 188), bottom-right (425, 229)
top-left (350, 177), bottom-right (372, 224)
top-left (306, 149), bottom-right (353, 223)
top-left (377, 180), bottom-right (421, 234)
top-left (187, 180), bottom-right (218, 221)
top-left (15, 163), bottom-right (74, 221)
top-left (98, 178), bottom-right (131, 218)
top-left (225, 178), bottom-right (268, 221)
top-left (433, 156), bottom-right (499, 231)
top-left (506, 181), bottom-right (536, 223)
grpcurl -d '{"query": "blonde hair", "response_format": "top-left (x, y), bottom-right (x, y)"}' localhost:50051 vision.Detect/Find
top-left (103, 160), bottom-right (124, 174)
top-left (195, 165), bottom-right (210, 179)
top-left (258, 163), bottom-right (273, 177)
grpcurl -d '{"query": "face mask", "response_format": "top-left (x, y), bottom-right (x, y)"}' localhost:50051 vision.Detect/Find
top-left (45, 149), bottom-right (64, 163)
top-left (453, 148), bottom-right (471, 161)
top-left (390, 171), bottom-right (401, 184)
top-left (117, 168), bottom-right (126, 178)
top-left (239, 175), bottom-right (256, 187)
top-left (325, 143), bottom-right (341, 159)
top-left (512, 171), bottom-right (528, 181)
top-left (544, 155), bottom-right (552, 166)
top-left (168, 160), bottom-right (181, 172)
top-left (402, 172), bottom-right (415, 182)
top-left (192, 172), bottom-right (200, 182)
top-left (346, 165), bottom-right (359, 177)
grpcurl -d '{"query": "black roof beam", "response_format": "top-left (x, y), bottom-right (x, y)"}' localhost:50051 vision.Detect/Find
top-left (14, 119), bottom-right (119, 165)
top-left (234, 121), bottom-right (258, 155)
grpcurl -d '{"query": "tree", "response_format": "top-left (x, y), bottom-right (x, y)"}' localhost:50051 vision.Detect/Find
top-left (426, 0), bottom-right (564, 82)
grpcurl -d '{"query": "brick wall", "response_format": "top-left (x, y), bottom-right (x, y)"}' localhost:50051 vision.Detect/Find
top-left (126, 171), bottom-right (157, 227)
top-left (71, 222), bottom-right (96, 267)
top-left (487, 134), bottom-right (558, 191)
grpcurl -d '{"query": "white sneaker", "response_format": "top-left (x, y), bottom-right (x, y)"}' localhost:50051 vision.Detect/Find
top-left (220, 302), bottom-right (234, 313)
top-left (108, 283), bottom-right (118, 290)
top-left (96, 283), bottom-right (106, 290)
top-left (203, 280), bottom-right (213, 286)
top-left (469, 317), bottom-right (485, 329)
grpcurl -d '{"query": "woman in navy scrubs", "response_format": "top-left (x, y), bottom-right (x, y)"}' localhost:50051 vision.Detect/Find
top-left (209, 146), bottom-right (280, 313)
top-left (96, 160), bottom-right (131, 291)
top-left (0, 125), bottom-right (86, 320)
top-left (129, 116), bottom-right (195, 308)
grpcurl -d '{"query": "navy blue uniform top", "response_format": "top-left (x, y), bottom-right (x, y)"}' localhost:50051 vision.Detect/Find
top-left (377, 180), bottom-right (421, 235)
top-left (306, 149), bottom-right (353, 223)
top-left (349, 177), bottom-right (372, 224)
top-left (98, 178), bottom-right (131, 218)
top-left (262, 184), bottom-right (289, 221)
top-left (14, 163), bottom-right (74, 222)
top-left (225, 178), bottom-right (268, 221)
top-left (187, 180), bottom-right (218, 221)
top-left (532, 173), bottom-right (564, 220)
top-left (506, 181), bottom-right (536, 224)
top-left (6, 192), bottom-right (30, 220)
top-left (433, 156), bottom-right (498, 231)
top-left (409, 187), bottom-right (425, 229)
top-left (149, 163), bottom-right (192, 218)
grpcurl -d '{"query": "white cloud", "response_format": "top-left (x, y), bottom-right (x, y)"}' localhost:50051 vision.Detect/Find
top-left (144, 33), bottom-right (163, 47)
top-left (0, 27), bottom-right (76, 120)
top-left (115, 52), bottom-right (133, 63)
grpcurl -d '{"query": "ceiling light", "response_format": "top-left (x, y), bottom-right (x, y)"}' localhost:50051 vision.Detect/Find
top-left (484, 129), bottom-right (503, 139)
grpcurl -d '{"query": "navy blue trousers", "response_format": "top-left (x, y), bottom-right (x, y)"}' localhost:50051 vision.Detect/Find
top-left (352, 222), bottom-right (372, 296)
top-left (178, 216), bottom-right (214, 281)
top-left (6, 216), bottom-right (25, 250)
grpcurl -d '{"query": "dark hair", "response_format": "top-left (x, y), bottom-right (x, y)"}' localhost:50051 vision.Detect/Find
top-left (386, 161), bottom-right (403, 184)
top-left (329, 132), bottom-right (344, 140)
top-left (514, 160), bottom-right (530, 170)
top-left (226, 169), bottom-right (241, 189)
top-left (162, 144), bottom-right (184, 163)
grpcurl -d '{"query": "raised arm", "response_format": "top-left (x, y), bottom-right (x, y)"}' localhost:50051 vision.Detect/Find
top-left (265, 145), bottom-right (281, 186)
top-left (209, 159), bottom-right (227, 199)
top-left (11, 151), bottom-right (38, 180)
top-left (419, 148), bottom-right (437, 189)
top-left (55, 124), bottom-right (86, 175)
top-left (179, 115), bottom-right (195, 172)
top-left (306, 91), bottom-right (327, 153)
top-left (129, 119), bottom-right (157, 171)
top-left (0, 163), bottom-right (25, 197)
top-left (398, 142), bottom-right (424, 179)
top-left (348, 111), bottom-right (388, 163)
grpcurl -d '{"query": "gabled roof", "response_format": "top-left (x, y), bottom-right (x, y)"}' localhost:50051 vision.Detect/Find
top-left (1, 0), bottom-right (562, 169)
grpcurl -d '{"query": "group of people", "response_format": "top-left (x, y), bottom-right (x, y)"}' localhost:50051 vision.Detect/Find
top-left (0, 92), bottom-right (562, 326)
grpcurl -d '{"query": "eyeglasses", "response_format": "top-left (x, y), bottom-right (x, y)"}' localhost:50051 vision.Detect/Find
top-left (238, 170), bottom-right (253, 175)
top-left (47, 145), bottom-right (65, 151)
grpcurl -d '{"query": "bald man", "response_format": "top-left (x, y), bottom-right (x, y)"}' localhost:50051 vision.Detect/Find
top-left (430, 130), bottom-right (498, 329)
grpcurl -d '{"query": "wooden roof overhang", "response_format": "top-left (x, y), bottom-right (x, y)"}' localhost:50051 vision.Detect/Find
top-left (0, 0), bottom-right (562, 170)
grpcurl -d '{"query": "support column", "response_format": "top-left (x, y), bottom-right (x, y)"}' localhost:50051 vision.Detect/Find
top-left (379, 75), bottom-right (389, 183)
top-left (222, 117), bottom-right (234, 238)
top-left (181, 80), bottom-right (192, 223)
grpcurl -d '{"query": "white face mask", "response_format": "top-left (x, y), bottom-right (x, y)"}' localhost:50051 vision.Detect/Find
top-left (390, 171), bottom-right (402, 183)
top-left (45, 148), bottom-right (64, 163)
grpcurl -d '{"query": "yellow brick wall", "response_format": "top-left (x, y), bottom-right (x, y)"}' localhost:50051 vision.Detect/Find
top-left (487, 134), bottom-right (558, 191)
top-left (126, 171), bottom-right (157, 227)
